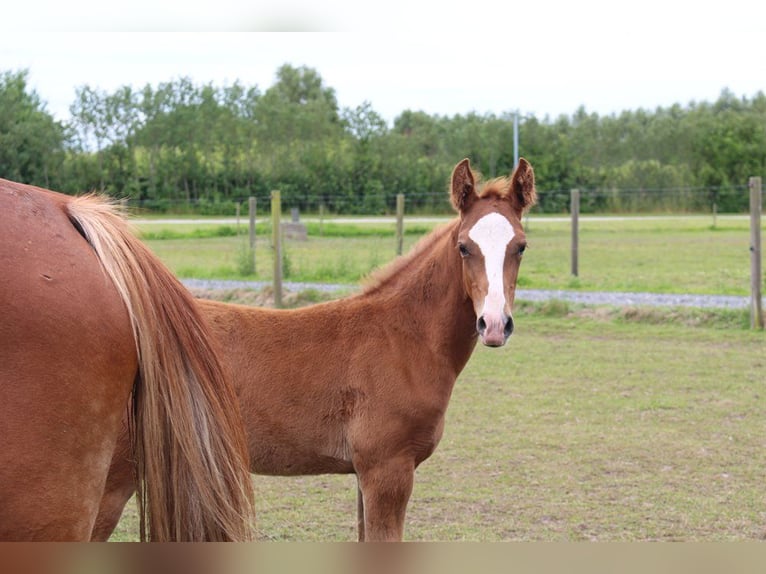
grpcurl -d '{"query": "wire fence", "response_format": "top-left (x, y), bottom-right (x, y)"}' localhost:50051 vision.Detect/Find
top-left (125, 184), bottom-right (756, 217)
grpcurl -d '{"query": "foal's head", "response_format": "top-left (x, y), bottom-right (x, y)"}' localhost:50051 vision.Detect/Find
top-left (451, 158), bottom-right (537, 347)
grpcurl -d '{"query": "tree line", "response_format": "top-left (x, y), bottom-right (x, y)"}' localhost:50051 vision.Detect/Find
top-left (1, 66), bottom-right (764, 214)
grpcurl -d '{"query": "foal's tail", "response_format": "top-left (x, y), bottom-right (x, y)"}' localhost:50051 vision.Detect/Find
top-left (67, 196), bottom-right (255, 542)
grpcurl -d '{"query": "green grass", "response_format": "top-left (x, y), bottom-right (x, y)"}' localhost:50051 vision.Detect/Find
top-left (107, 214), bottom-right (765, 541)
top-left (519, 215), bottom-right (759, 295)
top-left (139, 224), bottom-right (242, 240)
top-left (135, 214), bottom-right (764, 295)
top-left (140, 233), bottom-right (430, 285)
top-left (109, 291), bottom-right (766, 542)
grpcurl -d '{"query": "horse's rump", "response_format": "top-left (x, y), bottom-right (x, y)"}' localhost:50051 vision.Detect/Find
top-left (0, 183), bottom-right (136, 539)
top-left (0, 180), bottom-right (255, 541)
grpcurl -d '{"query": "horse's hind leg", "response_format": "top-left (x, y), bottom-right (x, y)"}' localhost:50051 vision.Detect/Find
top-left (355, 457), bottom-right (415, 542)
top-left (0, 371), bottom-right (128, 540)
top-left (91, 422), bottom-right (136, 541)
top-left (91, 483), bottom-right (135, 541)
top-left (0, 334), bottom-right (134, 541)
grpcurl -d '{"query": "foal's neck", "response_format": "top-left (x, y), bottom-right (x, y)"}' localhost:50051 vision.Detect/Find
top-left (359, 220), bottom-right (478, 374)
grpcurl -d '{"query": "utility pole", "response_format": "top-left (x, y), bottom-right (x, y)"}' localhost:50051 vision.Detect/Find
top-left (513, 110), bottom-right (519, 168)
top-left (749, 177), bottom-right (763, 329)
top-left (571, 189), bottom-right (580, 277)
top-left (271, 190), bottom-right (283, 309)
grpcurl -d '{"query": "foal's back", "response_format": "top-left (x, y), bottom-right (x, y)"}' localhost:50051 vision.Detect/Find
top-left (198, 290), bottom-right (460, 478)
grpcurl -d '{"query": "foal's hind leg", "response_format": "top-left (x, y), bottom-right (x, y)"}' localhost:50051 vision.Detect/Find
top-left (356, 482), bottom-right (366, 542)
top-left (355, 456), bottom-right (415, 542)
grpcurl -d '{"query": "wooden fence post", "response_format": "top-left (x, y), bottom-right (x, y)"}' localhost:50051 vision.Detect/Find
top-left (248, 197), bottom-right (256, 274)
top-left (712, 202), bottom-right (717, 229)
top-left (749, 177), bottom-right (763, 329)
top-left (271, 191), bottom-right (283, 308)
top-left (571, 189), bottom-right (580, 277)
top-left (396, 193), bottom-right (405, 256)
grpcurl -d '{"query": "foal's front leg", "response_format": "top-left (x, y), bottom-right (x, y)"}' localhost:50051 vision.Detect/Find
top-left (355, 456), bottom-right (415, 541)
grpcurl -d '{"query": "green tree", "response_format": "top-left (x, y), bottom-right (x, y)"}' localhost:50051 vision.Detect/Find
top-left (255, 64), bottom-right (342, 146)
top-left (8, 62), bottom-right (757, 215)
top-left (0, 70), bottom-right (65, 187)
top-left (254, 65), bottom-right (346, 209)
top-left (342, 101), bottom-right (388, 213)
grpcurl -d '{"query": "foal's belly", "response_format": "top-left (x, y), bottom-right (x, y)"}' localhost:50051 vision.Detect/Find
top-left (251, 449), bottom-right (354, 476)
top-left (248, 424), bottom-right (354, 476)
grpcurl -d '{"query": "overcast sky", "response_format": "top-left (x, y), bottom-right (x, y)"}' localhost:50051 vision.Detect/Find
top-left (2, 1), bottom-right (765, 126)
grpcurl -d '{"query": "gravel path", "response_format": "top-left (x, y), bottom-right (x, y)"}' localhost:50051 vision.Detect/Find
top-left (181, 278), bottom-right (757, 310)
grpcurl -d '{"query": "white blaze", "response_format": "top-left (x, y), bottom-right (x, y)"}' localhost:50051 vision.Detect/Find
top-left (468, 212), bottom-right (515, 316)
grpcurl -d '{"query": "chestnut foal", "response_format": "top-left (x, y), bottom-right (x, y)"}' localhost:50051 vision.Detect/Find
top-left (92, 158), bottom-right (537, 541)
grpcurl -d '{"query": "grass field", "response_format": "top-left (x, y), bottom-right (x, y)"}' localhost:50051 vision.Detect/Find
top-left (106, 213), bottom-right (765, 542)
top-left (109, 293), bottom-right (766, 542)
top-left (256, 303), bottom-right (766, 542)
top-left (134, 214), bottom-right (763, 296)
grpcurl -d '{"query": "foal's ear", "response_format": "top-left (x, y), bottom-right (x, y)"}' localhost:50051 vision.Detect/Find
top-left (450, 158), bottom-right (477, 212)
top-left (509, 157), bottom-right (537, 216)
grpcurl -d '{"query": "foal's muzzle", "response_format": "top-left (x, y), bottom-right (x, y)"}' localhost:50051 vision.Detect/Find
top-left (477, 313), bottom-right (514, 347)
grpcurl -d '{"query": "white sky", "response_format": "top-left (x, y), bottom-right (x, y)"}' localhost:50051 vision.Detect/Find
top-left (2, 1), bottom-right (765, 126)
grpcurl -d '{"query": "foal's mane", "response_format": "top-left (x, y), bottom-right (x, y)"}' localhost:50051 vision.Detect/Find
top-left (478, 176), bottom-right (514, 199)
top-left (361, 220), bottom-right (459, 294)
top-left (361, 172), bottom-right (513, 295)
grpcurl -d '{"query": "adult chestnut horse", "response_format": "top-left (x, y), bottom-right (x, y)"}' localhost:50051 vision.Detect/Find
top-left (0, 180), bottom-right (255, 541)
top-left (93, 157), bottom-right (537, 542)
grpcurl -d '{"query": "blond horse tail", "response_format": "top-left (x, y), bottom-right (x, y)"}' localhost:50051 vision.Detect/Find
top-left (67, 196), bottom-right (254, 542)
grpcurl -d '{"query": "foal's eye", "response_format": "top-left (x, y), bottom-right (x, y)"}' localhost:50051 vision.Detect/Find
top-left (458, 243), bottom-right (470, 258)
top-left (518, 244), bottom-right (527, 256)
